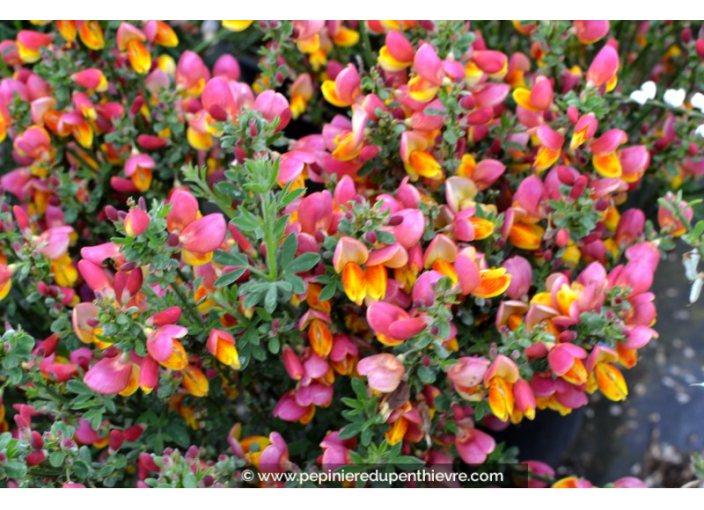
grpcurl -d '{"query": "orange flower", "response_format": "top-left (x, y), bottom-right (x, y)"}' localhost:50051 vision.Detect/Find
top-left (308, 318), bottom-right (333, 358)
top-left (472, 268), bottom-right (512, 299)
top-left (182, 365), bottom-right (209, 397)
top-left (78, 21), bottom-right (105, 50)
top-left (586, 346), bottom-right (628, 401)
top-left (207, 329), bottom-right (241, 369)
top-left (508, 222), bottom-right (544, 251)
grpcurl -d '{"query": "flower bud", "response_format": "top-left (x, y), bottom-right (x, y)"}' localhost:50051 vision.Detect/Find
top-left (167, 233), bottom-right (180, 247)
top-left (109, 430), bottom-right (125, 452)
top-left (30, 430), bottom-right (44, 450)
top-left (104, 205), bottom-right (119, 222)
top-left (26, 450), bottom-right (47, 467)
top-left (124, 209), bottom-right (150, 237)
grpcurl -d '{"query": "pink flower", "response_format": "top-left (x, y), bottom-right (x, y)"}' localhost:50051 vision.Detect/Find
top-left (383, 209), bottom-right (426, 248)
top-left (147, 325), bottom-right (187, 360)
top-left (71, 68), bottom-right (108, 91)
top-left (520, 461), bottom-right (555, 488)
top-left (124, 209), bottom-right (150, 237)
top-left (455, 423), bottom-right (496, 464)
top-left (254, 90), bottom-right (291, 132)
top-left (366, 301), bottom-right (427, 344)
top-left (273, 390), bottom-right (310, 422)
top-left (574, 21), bottom-right (610, 44)
top-left (202, 77), bottom-right (237, 120)
top-left (502, 256), bottom-right (532, 299)
top-left (587, 44), bottom-right (619, 88)
top-left (356, 353), bottom-right (405, 393)
top-left (298, 191), bottom-right (334, 237)
top-left (282, 346), bottom-right (304, 381)
top-left (447, 357), bottom-right (490, 390)
top-left (180, 214), bottom-right (227, 254)
top-left (259, 432), bottom-right (290, 474)
top-left (613, 477), bottom-right (647, 488)
top-left (84, 355), bottom-right (133, 395)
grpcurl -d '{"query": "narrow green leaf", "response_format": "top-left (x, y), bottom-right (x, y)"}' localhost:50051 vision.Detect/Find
top-left (214, 267), bottom-right (247, 288)
top-left (338, 422), bottom-right (363, 440)
top-left (286, 252), bottom-right (321, 273)
top-left (264, 285), bottom-right (278, 313)
top-left (281, 233), bottom-right (298, 266)
top-left (318, 283), bottom-right (337, 301)
top-left (212, 249), bottom-right (248, 267)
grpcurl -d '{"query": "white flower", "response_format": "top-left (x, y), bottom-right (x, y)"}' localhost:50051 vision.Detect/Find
top-left (695, 124), bottom-right (704, 138)
top-left (684, 250), bottom-right (701, 282)
top-left (691, 92), bottom-right (704, 112)
top-left (630, 90), bottom-right (649, 105)
top-left (691, 276), bottom-right (704, 304)
top-left (664, 88), bottom-right (686, 108)
top-left (630, 81), bottom-right (657, 105)
top-left (641, 81), bottom-right (656, 100)
top-left (201, 20), bottom-right (219, 42)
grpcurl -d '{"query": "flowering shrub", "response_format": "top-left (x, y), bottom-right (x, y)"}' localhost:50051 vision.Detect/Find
top-left (0, 20), bottom-right (702, 488)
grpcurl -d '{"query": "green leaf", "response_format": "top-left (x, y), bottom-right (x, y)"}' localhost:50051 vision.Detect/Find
top-left (360, 427), bottom-right (373, 447)
top-left (264, 285), bottom-right (278, 313)
top-left (243, 291), bottom-right (264, 309)
top-left (273, 215), bottom-right (289, 238)
top-left (83, 407), bottom-right (104, 430)
top-left (340, 397), bottom-right (360, 408)
top-left (281, 233), bottom-right (298, 265)
top-left (280, 186), bottom-right (305, 207)
top-left (286, 252), bottom-right (320, 273)
top-left (214, 267), bottom-right (247, 287)
top-left (351, 378), bottom-right (368, 400)
top-left (318, 283), bottom-right (337, 301)
top-left (166, 422), bottom-right (190, 448)
top-left (395, 456), bottom-right (424, 470)
top-left (376, 230), bottom-right (396, 244)
top-left (231, 210), bottom-right (258, 232)
top-left (284, 274), bottom-right (305, 294)
top-left (3, 461), bottom-right (27, 479)
top-left (417, 365), bottom-right (436, 384)
top-left (49, 450), bottom-right (66, 468)
top-left (212, 249), bottom-right (248, 267)
top-left (182, 472), bottom-right (197, 488)
top-left (338, 422), bottom-right (363, 440)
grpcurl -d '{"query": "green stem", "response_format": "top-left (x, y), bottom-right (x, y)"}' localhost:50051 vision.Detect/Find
top-left (358, 21), bottom-right (375, 70)
top-left (261, 194), bottom-right (278, 281)
top-left (611, 93), bottom-right (704, 139)
top-left (173, 269), bottom-right (203, 326)
top-left (194, 27), bottom-right (231, 54)
top-left (184, 166), bottom-right (237, 219)
top-left (246, 264), bottom-right (268, 279)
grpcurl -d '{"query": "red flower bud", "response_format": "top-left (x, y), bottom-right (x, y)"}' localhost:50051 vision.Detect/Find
top-left (681, 28), bottom-right (692, 44)
top-left (30, 431), bottom-right (44, 450)
top-left (26, 450), bottom-right (47, 467)
top-left (123, 424), bottom-right (145, 442)
top-left (104, 205), bottom-right (119, 222)
top-left (151, 306), bottom-right (182, 326)
top-left (556, 228), bottom-right (570, 248)
top-left (109, 430), bottom-right (125, 451)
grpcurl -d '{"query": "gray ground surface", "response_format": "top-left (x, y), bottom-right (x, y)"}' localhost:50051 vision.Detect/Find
top-left (557, 250), bottom-right (704, 487)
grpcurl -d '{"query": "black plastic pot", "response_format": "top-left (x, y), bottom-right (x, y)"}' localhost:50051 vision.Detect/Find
top-left (495, 408), bottom-right (585, 467)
